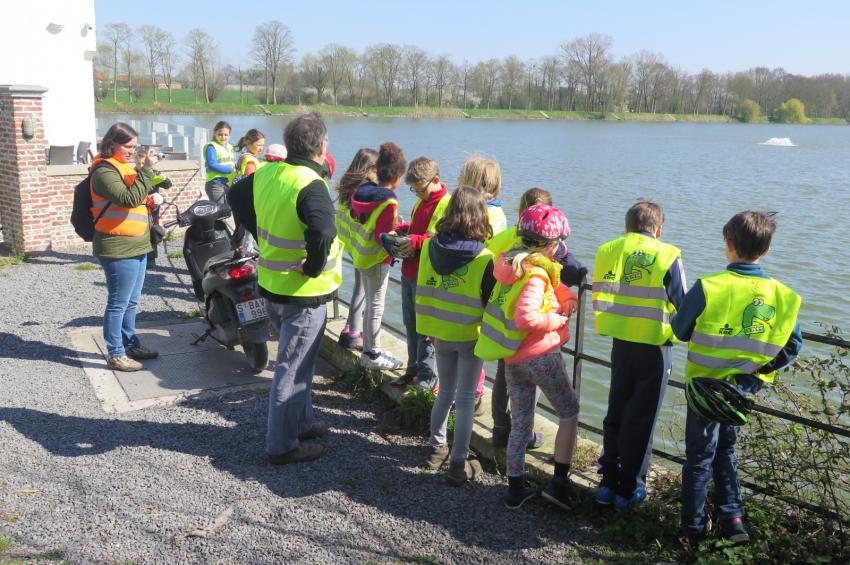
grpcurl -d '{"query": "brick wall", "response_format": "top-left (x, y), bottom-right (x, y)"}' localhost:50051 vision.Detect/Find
top-left (0, 86), bottom-right (203, 252)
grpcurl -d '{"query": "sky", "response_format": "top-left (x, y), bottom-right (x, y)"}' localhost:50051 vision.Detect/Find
top-left (94, 0), bottom-right (850, 76)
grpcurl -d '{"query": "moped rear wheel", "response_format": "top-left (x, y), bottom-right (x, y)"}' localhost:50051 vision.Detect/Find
top-left (242, 340), bottom-right (269, 373)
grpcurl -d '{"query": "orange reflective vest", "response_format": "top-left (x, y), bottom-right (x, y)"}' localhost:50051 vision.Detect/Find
top-left (89, 156), bottom-right (149, 237)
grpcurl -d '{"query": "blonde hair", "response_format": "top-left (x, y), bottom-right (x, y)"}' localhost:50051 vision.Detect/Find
top-left (457, 155), bottom-right (501, 199)
top-left (405, 156), bottom-right (440, 184)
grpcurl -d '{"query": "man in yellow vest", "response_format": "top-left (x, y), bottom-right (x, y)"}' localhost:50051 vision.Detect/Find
top-left (591, 200), bottom-right (686, 511)
top-left (672, 211), bottom-right (802, 546)
top-left (228, 113), bottom-right (341, 465)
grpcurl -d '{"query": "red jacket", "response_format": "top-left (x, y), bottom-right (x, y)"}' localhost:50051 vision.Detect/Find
top-left (398, 184), bottom-right (448, 280)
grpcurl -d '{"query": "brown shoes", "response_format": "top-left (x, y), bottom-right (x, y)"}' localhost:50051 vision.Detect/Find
top-left (424, 444), bottom-right (450, 470)
top-left (268, 443), bottom-right (325, 465)
top-left (107, 355), bottom-right (143, 372)
top-left (446, 459), bottom-right (482, 486)
top-left (126, 346), bottom-right (159, 360)
top-left (298, 421), bottom-right (329, 441)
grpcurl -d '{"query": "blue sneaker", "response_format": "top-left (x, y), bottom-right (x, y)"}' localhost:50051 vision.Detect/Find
top-left (614, 488), bottom-right (647, 512)
top-left (595, 485), bottom-right (616, 505)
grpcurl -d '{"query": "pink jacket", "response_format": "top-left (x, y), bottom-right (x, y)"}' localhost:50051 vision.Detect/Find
top-left (493, 255), bottom-right (578, 365)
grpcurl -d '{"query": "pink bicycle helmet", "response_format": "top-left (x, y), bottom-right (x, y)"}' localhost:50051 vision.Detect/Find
top-left (517, 204), bottom-right (570, 241)
top-left (264, 144), bottom-right (287, 161)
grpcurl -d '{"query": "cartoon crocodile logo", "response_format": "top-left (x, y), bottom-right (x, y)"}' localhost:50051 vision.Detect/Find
top-left (736, 298), bottom-right (776, 337)
top-left (621, 250), bottom-right (656, 283)
top-left (440, 265), bottom-right (469, 290)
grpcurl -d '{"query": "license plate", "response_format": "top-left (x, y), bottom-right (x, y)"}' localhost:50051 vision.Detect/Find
top-left (236, 298), bottom-right (268, 324)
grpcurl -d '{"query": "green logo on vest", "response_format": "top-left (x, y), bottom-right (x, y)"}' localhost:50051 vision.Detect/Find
top-left (736, 298), bottom-right (776, 337)
top-left (440, 265), bottom-right (468, 290)
top-left (621, 250), bottom-right (656, 283)
top-left (718, 323), bottom-right (734, 336)
top-left (426, 276), bottom-right (438, 287)
top-left (603, 270), bottom-right (616, 281)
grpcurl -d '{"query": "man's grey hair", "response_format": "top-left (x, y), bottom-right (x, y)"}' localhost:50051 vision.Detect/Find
top-left (283, 112), bottom-right (327, 158)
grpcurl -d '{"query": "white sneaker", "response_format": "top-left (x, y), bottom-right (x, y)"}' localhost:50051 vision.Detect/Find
top-left (359, 351), bottom-right (403, 370)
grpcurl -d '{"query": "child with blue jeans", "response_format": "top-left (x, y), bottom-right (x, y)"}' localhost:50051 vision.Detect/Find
top-left (671, 211), bottom-right (802, 545)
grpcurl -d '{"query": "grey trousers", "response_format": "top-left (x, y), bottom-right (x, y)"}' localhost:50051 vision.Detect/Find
top-left (345, 268), bottom-right (366, 334)
top-left (401, 276), bottom-right (436, 378)
top-left (358, 262), bottom-right (389, 353)
top-left (266, 301), bottom-right (327, 456)
top-left (429, 339), bottom-right (483, 462)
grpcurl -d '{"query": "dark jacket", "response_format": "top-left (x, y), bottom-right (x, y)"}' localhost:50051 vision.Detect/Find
top-left (227, 154), bottom-right (337, 305)
top-left (428, 232), bottom-right (496, 307)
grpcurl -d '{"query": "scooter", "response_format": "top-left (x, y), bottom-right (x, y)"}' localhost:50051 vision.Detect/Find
top-left (163, 200), bottom-right (270, 373)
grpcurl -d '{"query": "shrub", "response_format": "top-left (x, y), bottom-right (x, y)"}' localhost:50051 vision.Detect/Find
top-left (341, 364), bottom-right (385, 399)
top-left (776, 98), bottom-right (806, 123)
top-left (398, 386), bottom-right (454, 436)
top-left (739, 99), bottom-right (760, 122)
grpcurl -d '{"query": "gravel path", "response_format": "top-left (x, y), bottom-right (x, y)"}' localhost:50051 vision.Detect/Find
top-left (0, 248), bottom-right (618, 564)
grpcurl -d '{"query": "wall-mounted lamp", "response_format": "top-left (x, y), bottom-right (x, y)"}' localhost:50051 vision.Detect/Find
top-left (81, 22), bottom-right (93, 37)
top-left (21, 118), bottom-right (35, 140)
top-left (46, 22), bottom-right (64, 34)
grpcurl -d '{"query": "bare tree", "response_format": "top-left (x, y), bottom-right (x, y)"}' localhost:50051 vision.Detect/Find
top-left (119, 26), bottom-right (136, 102)
top-left (500, 55), bottom-right (524, 109)
top-left (560, 33), bottom-right (613, 111)
top-left (365, 43), bottom-right (403, 107)
top-left (432, 55), bottom-right (454, 108)
top-left (138, 25), bottom-right (165, 102)
top-left (403, 46), bottom-right (428, 107)
top-left (302, 54), bottom-right (328, 103)
top-left (320, 44), bottom-right (357, 105)
top-left (458, 61), bottom-right (471, 108)
top-left (94, 42), bottom-right (115, 101)
top-left (159, 31), bottom-right (178, 103)
top-left (252, 21), bottom-right (294, 105)
top-left (185, 28), bottom-right (215, 104)
top-left (103, 24), bottom-right (129, 102)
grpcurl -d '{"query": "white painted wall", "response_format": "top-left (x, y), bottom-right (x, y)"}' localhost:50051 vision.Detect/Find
top-left (1, 0), bottom-right (97, 151)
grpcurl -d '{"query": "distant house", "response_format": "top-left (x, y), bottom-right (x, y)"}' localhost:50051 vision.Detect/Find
top-left (156, 82), bottom-right (182, 90)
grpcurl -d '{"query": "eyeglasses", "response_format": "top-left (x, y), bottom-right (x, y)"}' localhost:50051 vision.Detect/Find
top-left (409, 178), bottom-right (433, 193)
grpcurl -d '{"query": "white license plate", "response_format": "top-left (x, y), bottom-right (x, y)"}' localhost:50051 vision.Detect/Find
top-left (236, 298), bottom-right (268, 324)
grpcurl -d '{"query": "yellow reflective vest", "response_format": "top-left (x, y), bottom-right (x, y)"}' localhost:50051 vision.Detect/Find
top-left (203, 141), bottom-right (236, 185)
top-left (485, 226), bottom-right (518, 256)
top-left (487, 206), bottom-right (508, 235)
top-left (411, 192), bottom-right (451, 234)
top-left (685, 271), bottom-right (801, 384)
top-left (415, 239), bottom-right (492, 342)
top-left (475, 266), bottom-right (553, 361)
top-left (237, 152), bottom-right (264, 177)
top-left (253, 162), bottom-right (342, 297)
top-left (348, 199), bottom-right (397, 269)
top-left (592, 233), bottom-right (681, 345)
top-left (335, 203), bottom-right (354, 256)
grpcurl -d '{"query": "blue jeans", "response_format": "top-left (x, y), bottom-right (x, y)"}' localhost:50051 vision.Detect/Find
top-left (266, 301), bottom-right (327, 456)
top-left (681, 375), bottom-right (763, 536)
top-left (99, 254), bottom-right (147, 357)
top-left (401, 276), bottom-right (435, 381)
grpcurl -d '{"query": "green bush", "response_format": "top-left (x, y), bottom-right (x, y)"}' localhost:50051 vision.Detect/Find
top-left (739, 99), bottom-right (761, 122)
top-left (398, 386), bottom-right (454, 436)
top-left (341, 364), bottom-right (385, 399)
top-left (776, 98), bottom-right (806, 123)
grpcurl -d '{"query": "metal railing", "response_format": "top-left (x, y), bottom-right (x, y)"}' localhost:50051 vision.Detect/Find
top-left (334, 258), bottom-right (849, 520)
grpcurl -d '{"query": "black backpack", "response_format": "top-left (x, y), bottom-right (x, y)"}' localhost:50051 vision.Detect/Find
top-left (70, 161), bottom-right (117, 242)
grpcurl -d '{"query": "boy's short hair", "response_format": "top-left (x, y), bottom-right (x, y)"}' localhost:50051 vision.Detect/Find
top-left (625, 200), bottom-right (664, 233)
top-left (723, 211), bottom-right (777, 260)
top-left (405, 157), bottom-right (440, 184)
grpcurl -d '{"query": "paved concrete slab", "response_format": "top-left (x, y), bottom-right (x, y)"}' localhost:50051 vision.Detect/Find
top-left (69, 319), bottom-right (273, 413)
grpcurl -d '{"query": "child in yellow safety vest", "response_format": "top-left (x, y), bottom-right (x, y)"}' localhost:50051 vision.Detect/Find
top-left (671, 211), bottom-right (802, 546)
top-left (458, 155), bottom-right (507, 414)
top-left (416, 186), bottom-right (496, 485)
top-left (475, 204), bottom-right (581, 511)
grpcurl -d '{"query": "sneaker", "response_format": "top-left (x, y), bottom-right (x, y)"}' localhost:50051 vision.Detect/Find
top-left (268, 443), bottom-right (324, 465)
top-left (125, 345), bottom-right (159, 360)
top-left (503, 481), bottom-right (537, 510)
top-left (614, 488), bottom-right (647, 512)
top-left (684, 516), bottom-right (713, 547)
top-left (445, 459), bottom-right (482, 486)
top-left (298, 421), bottom-right (329, 441)
top-left (720, 516), bottom-right (750, 545)
top-left (541, 475), bottom-right (578, 511)
top-left (359, 351), bottom-right (403, 370)
top-left (338, 331), bottom-right (363, 351)
top-left (473, 393), bottom-right (485, 416)
top-left (595, 485), bottom-right (616, 506)
top-left (107, 355), bottom-right (143, 372)
top-left (390, 371), bottom-right (417, 388)
top-left (424, 444), bottom-right (450, 470)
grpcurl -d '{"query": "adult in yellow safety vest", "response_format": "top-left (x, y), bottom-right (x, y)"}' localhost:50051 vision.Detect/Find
top-left (227, 112), bottom-right (340, 466)
top-left (590, 200), bottom-right (687, 510)
top-left (203, 120), bottom-right (237, 204)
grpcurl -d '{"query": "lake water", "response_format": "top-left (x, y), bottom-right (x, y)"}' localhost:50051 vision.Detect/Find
top-left (104, 113), bottom-right (850, 452)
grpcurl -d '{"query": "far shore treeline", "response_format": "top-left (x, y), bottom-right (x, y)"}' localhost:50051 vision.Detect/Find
top-left (96, 23), bottom-right (848, 124)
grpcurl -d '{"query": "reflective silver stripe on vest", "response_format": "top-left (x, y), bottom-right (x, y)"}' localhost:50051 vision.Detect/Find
top-left (592, 300), bottom-right (670, 324)
top-left (416, 304), bottom-right (482, 326)
top-left (416, 285), bottom-right (484, 309)
top-left (483, 302), bottom-right (518, 331)
top-left (691, 331), bottom-right (783, 358)
top-left (257, 228), bottom-right (306, 250)
top-left (99, 210), bottom-right (148, 223)
top-left (258, 258), bottom-right (305, 271)
top-left (480, 322), bottom-right (523, 350)
top-left (347, 237), bottom-right (383, 256)
top-left (687, 351), bottom-right (764, 374)
top-left (592, 282), bottom-right (668, 301)
top-left (348, 219), bottom-right (372, 240)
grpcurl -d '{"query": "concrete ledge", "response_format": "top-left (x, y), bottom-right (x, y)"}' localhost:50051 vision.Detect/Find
top-left (46, 160), bottom-right (200, 177)
top-left (320, 304), bottom-right (603, 488)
